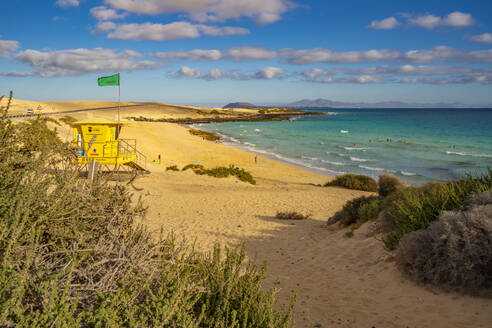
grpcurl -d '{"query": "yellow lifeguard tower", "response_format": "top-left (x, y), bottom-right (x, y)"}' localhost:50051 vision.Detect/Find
top-left (72, 119), bottom-right (147, 172)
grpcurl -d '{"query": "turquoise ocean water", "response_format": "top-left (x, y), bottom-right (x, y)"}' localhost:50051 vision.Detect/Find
top-left (198, 108), bottom-right (492, 184)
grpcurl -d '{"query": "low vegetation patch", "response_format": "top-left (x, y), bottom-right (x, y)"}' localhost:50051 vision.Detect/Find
top-left (396, 191), bottom-right (492, 296)
top-left (275, 211), bottom-right (311, 220)
top-left (166, 164), bottom-right (179, 171)
top-left (324, 174), bottom-right (378, 192)
top-left (382, 170), bottom-right (492, 250)
top-left (183, 163), bottom-right (256, 184)
top-left (378, 173), bottom-right (406, 197)
top-left (0, 93), bottom-right (292, 326)
top-left (328, 195), bottom-right (380, 226)
top-left (182, 163), bottom-right (205, 171)
top-left (188, 128), bottom-right (222, 141)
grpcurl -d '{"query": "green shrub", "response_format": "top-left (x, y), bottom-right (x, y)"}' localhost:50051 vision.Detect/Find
top-left (182, 164), bottom-right (256, 185)
top-left (328, 195), bottom-right (380, 226)
top-left (344, 230), bottom-right (354, 238)
top-left (0, 105), bottom-right (292, 327)
top-left (378, 173), bottom-right (406, 197)
top-left (396, 192), bottom-right (492, 296)
top-left (382, 171), bottom-right (492, 250)
top-left (182, 163), bottom-right (205, 171)
top-left (166, 165), bottom-right (179, 171)
top-left (275, 211), bottom-right (311, 220)
top-left (210, 109), bottom-right (220, 115)
top-left (359, 198), bottom-right (382, 222)
top-left (324, 174), bottom-right (378, 192)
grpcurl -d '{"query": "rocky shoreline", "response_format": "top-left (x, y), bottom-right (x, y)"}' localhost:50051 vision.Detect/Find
top-left (127, 111), bottom-right (324, 124)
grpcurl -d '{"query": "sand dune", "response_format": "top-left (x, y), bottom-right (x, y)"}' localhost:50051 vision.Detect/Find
top-left (15, 100), bottom-right (492, 327)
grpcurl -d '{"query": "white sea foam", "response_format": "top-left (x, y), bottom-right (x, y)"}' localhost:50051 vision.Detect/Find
top-left (344, 147), bottom-right (369, 151)
top-left (244, 142), bottom-right (256, 147)
top-left (340, 130), bottom-right (349, 134)
top-left (446, 151), bottom-right (492, 158)
top-left (301, 156), bottom-right (319, 161)
top-left (254, 128), bottom-right (262, 132)
top-left (446, 151), bottom-right (466, 156)
top-left (321, 159), bottom-right (344, 166)
top-left (401, 171), bottom-right (417, 176)
top-left (350, 156), bottom-right (369, 162)
top-left (359, 165), bottom-right (384, 171)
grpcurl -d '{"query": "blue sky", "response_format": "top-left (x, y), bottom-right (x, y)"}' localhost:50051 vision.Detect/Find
top-left (1, 0), bottom-right (491, 106)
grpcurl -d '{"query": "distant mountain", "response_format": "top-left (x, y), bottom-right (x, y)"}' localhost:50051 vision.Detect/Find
top-left (285, 98), bottom-right (489, 109)
top-left (223, 102), bottom-right (258, 109)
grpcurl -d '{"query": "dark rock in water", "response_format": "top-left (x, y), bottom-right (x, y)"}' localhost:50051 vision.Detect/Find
top-left (223, 102), bottom-right (257, 109)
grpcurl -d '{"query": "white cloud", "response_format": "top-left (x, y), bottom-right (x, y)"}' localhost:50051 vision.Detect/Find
top-left (154, 46), bottom-right (276, 61)
top-left (226, 46), bottom-right (277, 61)
top-left (367, 16), bottom-right (400, 30)
top-left (174, 66), bottom-right (202, 78)
top-left (407, 11), bottom-right (475, 29)
top-left (172, 66), bottom-right (286, 80)
top-left (399, 73), bottom-right (492, 85)
top-left (155, 49), bottom-right (223, 61)
top-left (0, 71), bottom-right (34, 77)
top-left (56, 0), bottom-right (79, 8)
top-left (94, 21), bottom-right (117, 33)
top-left (401, 46), bottom-right (461, 63)
top-left (106, 22), bottom-right (249, 41)
top-left (470, 33), bottom-right (492, 44)
top-left (90, 6), bottom-right (128, 20)
top-left (462, 49), bottom-right (492, 63)
top-left (255, 66), bottom-right (285, 79)
top-left (104, 0), bottom-right (292, 24)
top-left (13, 48), bottom-right (160, 77)
top-left (0, 40), bottom-right (19, 57)
top-left (280, 48), bottom-right (400, 64)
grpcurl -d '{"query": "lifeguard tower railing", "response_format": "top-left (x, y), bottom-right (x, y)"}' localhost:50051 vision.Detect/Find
top-left (118, 138), bottom-right (147, 171)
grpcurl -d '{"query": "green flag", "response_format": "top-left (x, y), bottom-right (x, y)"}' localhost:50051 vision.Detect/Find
top-left (97, 73), bottom-right (119, 86)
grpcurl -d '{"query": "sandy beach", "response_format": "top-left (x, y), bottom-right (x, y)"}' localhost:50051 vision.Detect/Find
top-left (4, 98), bottom-right (491, 328)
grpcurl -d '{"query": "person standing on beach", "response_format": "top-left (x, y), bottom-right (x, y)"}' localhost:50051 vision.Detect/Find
top-left (158, 154), bottom-right (161, 164)
top-left (255, 154), bottom-right (258, 164)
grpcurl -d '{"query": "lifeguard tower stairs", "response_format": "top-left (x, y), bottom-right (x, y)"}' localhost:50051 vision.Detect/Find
top-left (72, 120), bottom-right (147, 174)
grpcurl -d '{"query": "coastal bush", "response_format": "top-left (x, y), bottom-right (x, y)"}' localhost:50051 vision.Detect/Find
top-left (324, 174), bottom-right (378, 192)
top-left (182, 163), bottom-right (256, 184)
top-left (359, 198), bottom-right (382, 222)
top-left (188, 128), bottom-right (221, 141)
top-left (0, 99), bottom-right (293, 327)
top-left (378, 173), bottom-right (406, 197)
top-left (182, 163), bottom-right (205, 171)
top-left (276, 211), bottom-right (311, 220)
top-left (382, 170), bottom-right (492, 250)
top-left (166, 165), bottom-right (179, 171)
top-left (396, 193), bottom-right (492, 296)
top-left (328, 195), bottom-right (380, 226)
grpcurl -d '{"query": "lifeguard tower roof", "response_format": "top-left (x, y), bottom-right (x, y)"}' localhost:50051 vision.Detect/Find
top-left (73, 119), bottom-right (129, 125)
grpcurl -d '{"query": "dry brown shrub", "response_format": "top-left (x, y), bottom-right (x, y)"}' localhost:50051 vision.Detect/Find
top-left (378, 173), bottom-right (406, 197)
top-left (396, 196), bottom-right (492, 297)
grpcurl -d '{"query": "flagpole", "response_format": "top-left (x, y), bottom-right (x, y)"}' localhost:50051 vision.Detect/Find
top-left (118, 71), bottom-right (120, 125)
